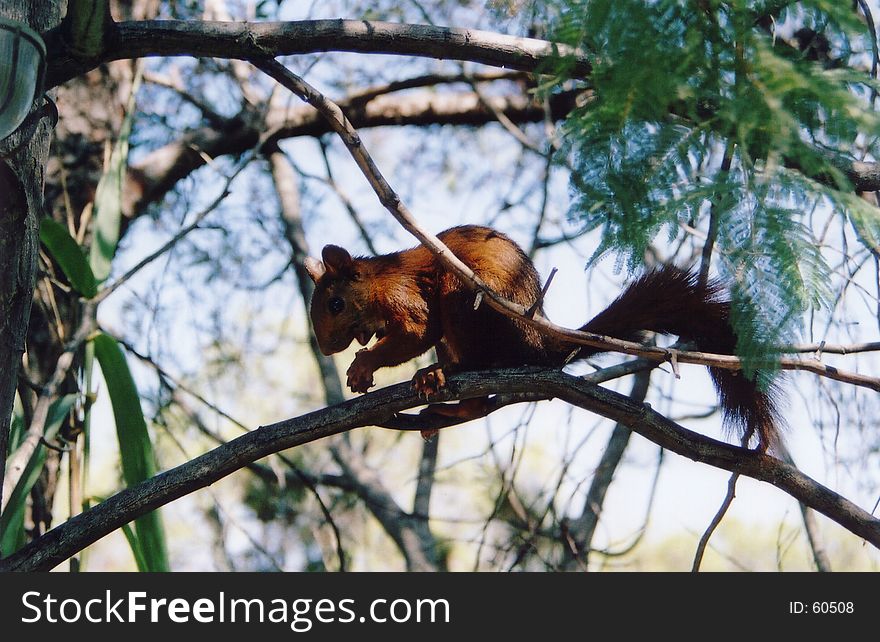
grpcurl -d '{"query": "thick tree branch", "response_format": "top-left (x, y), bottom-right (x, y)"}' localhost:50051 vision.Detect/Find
top-left (43, 19), bottom-right (591, 89)
top-left (44, 17), bottom-right (880, 226)
top-left (1, 367), bottom-right (877, 572)
top-left (113, 30), bottom-right (880, 224)
top-left (782, 153), bottom-right (880, 193)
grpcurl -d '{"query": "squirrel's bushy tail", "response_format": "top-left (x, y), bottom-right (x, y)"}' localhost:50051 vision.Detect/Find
top-left (576, 267), bottom-right (782, 451)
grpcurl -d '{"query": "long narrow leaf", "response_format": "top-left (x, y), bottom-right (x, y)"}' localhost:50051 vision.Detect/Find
top-left (78, 341), bottom-right (95, 570)
top-left (92, 332), bottom-right (169, 572)
top-left (89, 65), bottom-right (142, 282)
top-left (39, 219), bottom-right (99, 299)
top-left (8, 395), bottom-right (23, 452)
top-left (0, 502), bottom-right (25, 556)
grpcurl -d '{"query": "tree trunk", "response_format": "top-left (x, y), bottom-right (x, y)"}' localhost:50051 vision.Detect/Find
top-left (0, 0), bottom-right (59, 532)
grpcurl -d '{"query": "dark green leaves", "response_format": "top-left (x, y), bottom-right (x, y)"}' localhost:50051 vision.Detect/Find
top-left (39, 219), bottom-right (98, 298)
top-left (93, 332), bottom-right (169, 572)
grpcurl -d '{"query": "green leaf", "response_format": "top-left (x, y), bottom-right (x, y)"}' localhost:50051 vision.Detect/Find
top-left (39, 219), bottom-right (99, 299)
top-left (0, 501), bottom-right (26, 556)
top-left (0, 394), bottom-right (77, 555)
top-left (8, 394), bottom-right (23, 451)
top-left (89, 65), bottom-right (142, 282)
top-left (92, 332), bottom-right (169, 572)
top-left (120, 523), bottom-right (149, 572)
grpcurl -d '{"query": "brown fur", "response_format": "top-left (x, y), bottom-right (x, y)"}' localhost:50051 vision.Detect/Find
top-left (306, 225), bottom-right (781, 449)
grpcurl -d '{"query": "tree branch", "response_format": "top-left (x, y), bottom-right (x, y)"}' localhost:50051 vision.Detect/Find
top-left (127, 87), bottom-right (579, 220)
top-left (1, 367), bottom-right (878, 571)
top-left (44, 19), bottom-right (591, 89)
top-left (46, 17), bottom-right (880, 224)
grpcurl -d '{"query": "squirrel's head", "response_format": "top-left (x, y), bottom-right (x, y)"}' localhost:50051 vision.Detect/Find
top-left (305, 245), bottom-right (381, 355)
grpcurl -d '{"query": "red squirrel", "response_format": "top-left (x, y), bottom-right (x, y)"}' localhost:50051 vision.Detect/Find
top-left (305, 225), bottom-right (781, 450)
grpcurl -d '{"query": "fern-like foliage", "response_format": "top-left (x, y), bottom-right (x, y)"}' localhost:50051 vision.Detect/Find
top-left (547, 0), bottom-right (880, 364)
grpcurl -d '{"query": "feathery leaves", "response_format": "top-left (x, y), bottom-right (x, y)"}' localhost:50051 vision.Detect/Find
top-left (548, 0), bottom-right (879, 361)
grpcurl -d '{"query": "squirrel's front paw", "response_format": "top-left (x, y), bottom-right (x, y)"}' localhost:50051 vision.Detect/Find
top-left (347, 354), bottom-right (375, 393)
top-left (413, 364), bottom-right (446, 397)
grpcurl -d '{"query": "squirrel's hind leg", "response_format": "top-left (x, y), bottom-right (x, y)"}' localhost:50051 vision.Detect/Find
top-left (413, 362), bottom-right (447, 397)
top-left (417, 397), bottom-right (492, 440)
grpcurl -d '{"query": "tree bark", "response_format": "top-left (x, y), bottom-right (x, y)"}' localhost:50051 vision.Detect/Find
top-left (0, 0), bottom-right (59, 544)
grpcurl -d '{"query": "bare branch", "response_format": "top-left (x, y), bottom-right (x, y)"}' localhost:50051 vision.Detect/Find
top-left (561, 370), bottom-right (651, 569)
top-left (129, 88), bottom-right (580, 219)
top-left (692, 472), bottom-right (741, 572)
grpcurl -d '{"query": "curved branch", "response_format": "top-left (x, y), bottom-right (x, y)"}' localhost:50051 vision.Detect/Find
top-left (1, 368), bottom-right (877, 571)
top-left (44, 19), bottom-right (592, 88)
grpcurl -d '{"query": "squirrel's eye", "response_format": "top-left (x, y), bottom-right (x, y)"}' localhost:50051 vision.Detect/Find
top-left (328, 296), bottom-right (345, 315)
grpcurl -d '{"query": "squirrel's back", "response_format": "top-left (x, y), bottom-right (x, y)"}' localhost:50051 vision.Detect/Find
top-left (431, 226), bottom-right (562, 368)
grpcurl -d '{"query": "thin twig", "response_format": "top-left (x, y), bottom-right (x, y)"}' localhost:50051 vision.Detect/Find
top-left (526, 267), bottom-right (557, 318)
top-left (692, 429), bottom-right (754, 572)
top-left (691, 472), bottom-right (740, 572)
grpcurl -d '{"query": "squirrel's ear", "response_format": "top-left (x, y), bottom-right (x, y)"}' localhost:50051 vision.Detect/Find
top-left (321, 245), bottom-right (354, 277)
top-left (304, 257), bottom-right (326, 283)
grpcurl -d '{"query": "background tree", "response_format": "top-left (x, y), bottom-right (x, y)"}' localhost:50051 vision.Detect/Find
top-left (1, 0), bottom-right (879, 571)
